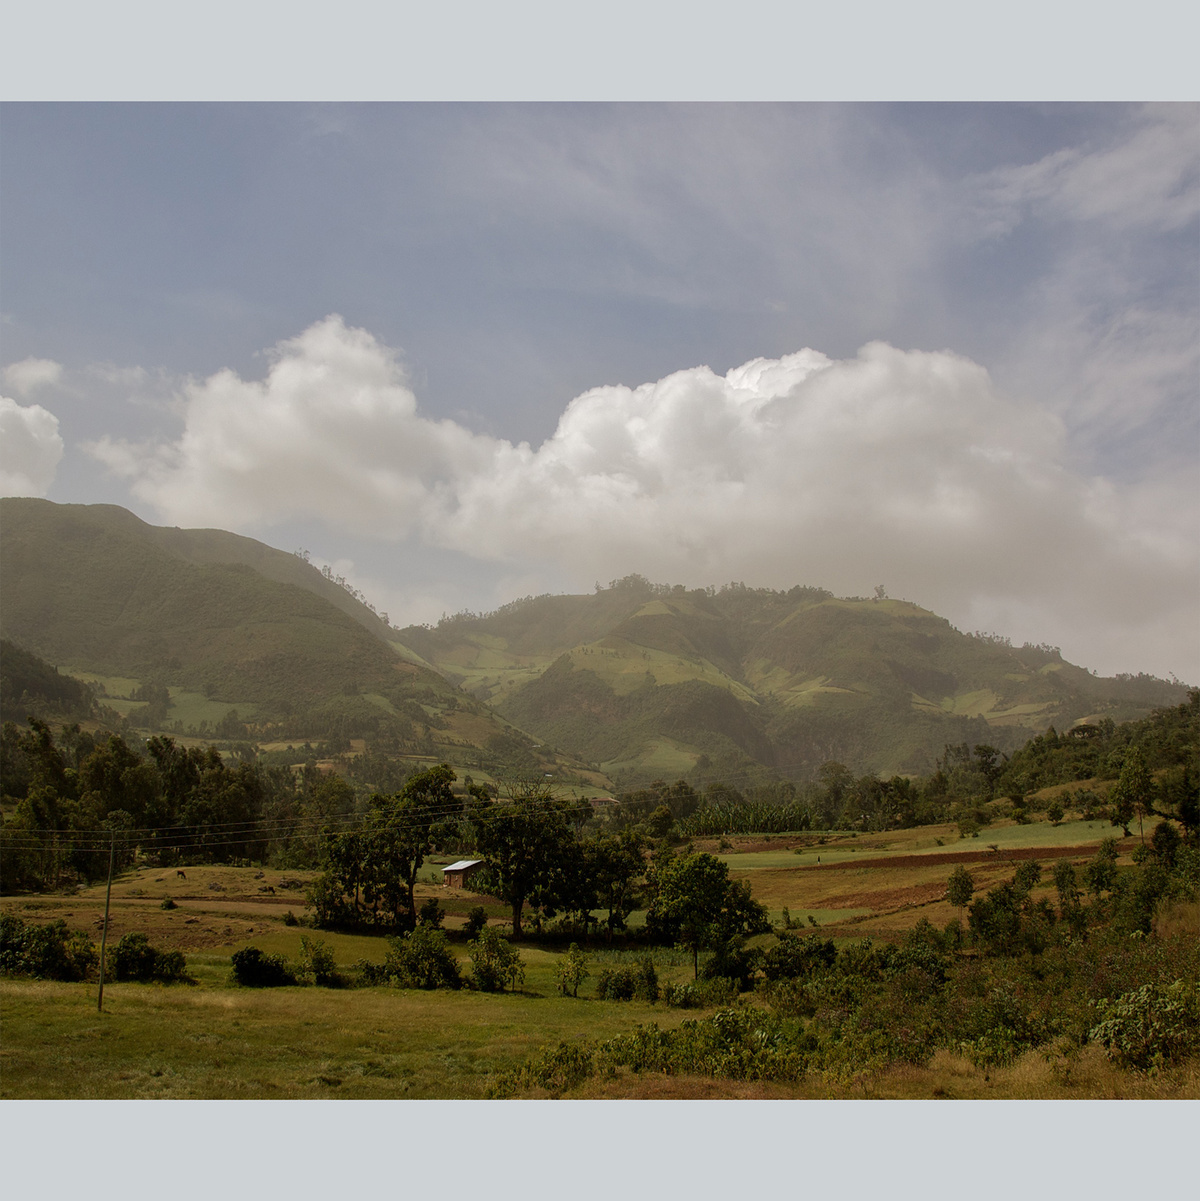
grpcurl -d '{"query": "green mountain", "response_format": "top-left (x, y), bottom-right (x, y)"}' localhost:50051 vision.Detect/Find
top-left (0, 500), bottom-right (569, 778)
top-left (394, 576), bottom-right (1190, 785)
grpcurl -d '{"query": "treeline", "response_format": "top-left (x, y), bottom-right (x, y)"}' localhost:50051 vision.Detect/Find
top-left (0, 719), bottom-right (377, 890)
top-left (606, 691), bottom-right (1199, 839)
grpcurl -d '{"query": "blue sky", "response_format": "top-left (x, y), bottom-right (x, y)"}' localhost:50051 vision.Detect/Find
top-left (3, 101), bottom-right (1198, 679)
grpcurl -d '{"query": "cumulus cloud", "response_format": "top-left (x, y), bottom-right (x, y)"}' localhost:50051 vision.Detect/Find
top-left (0, 396), bottom-right (65, 496)
top-left (89, 315), bottom-right (1198, 677)
top-left (3, 357), bottom-right (64, 397)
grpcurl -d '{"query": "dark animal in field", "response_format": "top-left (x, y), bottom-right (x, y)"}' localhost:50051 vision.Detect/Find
top-left (176, 870), bottom-right (187, 879)
top-left (258, 885), bottom-right (276, 895)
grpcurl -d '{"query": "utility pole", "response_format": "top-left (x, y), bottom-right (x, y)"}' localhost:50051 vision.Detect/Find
top-left (97, 832), bottom-right (115, 1013)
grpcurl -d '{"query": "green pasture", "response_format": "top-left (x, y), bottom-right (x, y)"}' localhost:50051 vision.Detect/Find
top-left (0, 934), bottom-right (703, 1099)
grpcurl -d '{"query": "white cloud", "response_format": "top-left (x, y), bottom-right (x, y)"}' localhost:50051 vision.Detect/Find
top-left (0, 395), bottom-right (64, 496)
top-left (3, 357), bottom-right (63, 397)
top-left (88, 316), bottom-right (1199, 678)
top-left (975, 104), bottom-right (1199, 235)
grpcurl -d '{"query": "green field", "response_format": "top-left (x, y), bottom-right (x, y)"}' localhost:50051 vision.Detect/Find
top-left (2, 818), bottom-right (1194, 1100)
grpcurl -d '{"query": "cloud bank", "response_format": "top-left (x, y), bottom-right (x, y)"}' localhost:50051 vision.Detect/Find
top-left (89, 316), bottom-right (1198, 678)
top-left (0, 395), bottom-right (65, 496)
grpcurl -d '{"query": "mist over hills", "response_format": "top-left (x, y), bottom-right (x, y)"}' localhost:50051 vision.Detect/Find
top-left (394, 576), bottom-right (1189, 785)
top-left (0, 501), bottom-right (1188, 789)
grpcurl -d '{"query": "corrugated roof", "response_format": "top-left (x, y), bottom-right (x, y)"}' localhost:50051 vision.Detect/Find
top-left (442, 859), bottom-right (484, 873)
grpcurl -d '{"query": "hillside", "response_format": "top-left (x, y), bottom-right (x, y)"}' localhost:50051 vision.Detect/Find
top-left (0, 500), bottom-right (575, 779)
top-left (394, 577), bottom-right (1190, 784)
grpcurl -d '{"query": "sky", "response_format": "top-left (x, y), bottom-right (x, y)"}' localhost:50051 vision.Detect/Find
top-left (2, 102), bottom-right (1198, 681)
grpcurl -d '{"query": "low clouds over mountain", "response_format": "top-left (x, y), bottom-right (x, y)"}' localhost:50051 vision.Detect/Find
top-left (85, 316), bottom-right (1197, 679)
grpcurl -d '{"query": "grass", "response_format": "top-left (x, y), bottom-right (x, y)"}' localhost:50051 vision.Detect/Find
top-left (1, 819), bottom-right (1189, 1099)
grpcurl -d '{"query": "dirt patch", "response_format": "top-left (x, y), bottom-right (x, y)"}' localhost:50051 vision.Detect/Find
top-left (820, 882), bottom-right (949, 911)
top-left (798, 844), bottom-right (1099, 873)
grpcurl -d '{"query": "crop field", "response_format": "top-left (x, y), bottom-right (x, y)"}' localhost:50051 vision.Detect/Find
top-left (1, 817), bottom-right (1192, 1100)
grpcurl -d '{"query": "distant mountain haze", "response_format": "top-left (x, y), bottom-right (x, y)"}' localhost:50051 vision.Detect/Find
top-left (0, 501), bottom-right (1187, 787)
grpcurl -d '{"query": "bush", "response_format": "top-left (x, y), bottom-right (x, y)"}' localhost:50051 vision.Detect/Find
top-left (384, 925), bottom-right (462, 990)
top-left (595, 957), bottom-right (658, 1002)
top-left (418, 897), bottom-right (445, 928)
top-left (463, 906), bottom-right (488, 939)
top-left (231, 946), bottom-right (296, 987)
top-left (297, 936), bottom-right (345, 987)
top-left (0, 914), bottom-right (97, 981)
top-left (555, 943), bottom-right (590, 997)
top-left (110, 933), bottom-right (192, 984)
top-left (1089, 979), bottom-right (1200, 1071)
top-left (160, 897), bottom-right (177, 910)
top-left (469, 926), bottom-right (523, 992)
top-left (761, 934), bottom-right (837, 982)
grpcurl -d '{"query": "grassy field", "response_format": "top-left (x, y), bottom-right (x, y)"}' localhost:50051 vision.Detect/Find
top-left (1, 817), bottom-right (1190, 1099)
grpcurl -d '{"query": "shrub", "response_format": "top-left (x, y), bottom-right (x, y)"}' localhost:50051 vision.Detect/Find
top-left (463, 906), bottom-right (488, 939)
top-left (1089, 979), bottom-right (1200, 1071)
top-left (0, 914), bottom-right (97, 981)
top-left (469, 926), bottom-right (523, 992)
top-left (385, 925), bottom-right (462, 990)
top-left (110, 934), bottom-right (192, 984)
top-left (761, 934), bottom-right (837, 982)
top-left (283, 910), bottom-right (300, 926)
top-left (231, 946), bottom-right (296, 987)
top-left (554, 943), bottom-right (590, 997)
top-left (110, 933), bottom-right (159, 981)
top-left (595, 957), bottom-right (658, 1002)
top-left (297, 936), bottom-right (345, 987)
top-left (701, 939), bottom-right (758, 990)
top-left (160, 897), bottom-right (177, 910)
top-left (418, 897), bottom-right (445, 928)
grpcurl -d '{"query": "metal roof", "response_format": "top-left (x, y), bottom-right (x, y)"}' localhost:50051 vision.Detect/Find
top-left (442, 859), bottom-right (484, 873)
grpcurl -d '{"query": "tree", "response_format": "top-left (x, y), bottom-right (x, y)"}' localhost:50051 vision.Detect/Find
top-left (469, 926), bottom-right (525, 992)
top-left (471, 781), bottom-right (578, 939)
top-left (647, 851), bottom-right (768, 979)
top-left (1109, 747), bottom-right (1153, 843)
top-left (946, 865), bottom-right (975, 924)
top-left (555, 943), bottom-right (590, 997)
top-left (583, 832), bottom-right (644, 940)
top-left (368, 764), bottom-right (458, 929)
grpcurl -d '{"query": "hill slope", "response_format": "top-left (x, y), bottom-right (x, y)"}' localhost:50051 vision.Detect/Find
top-left (394, 577), bottom-right (1190, 783)
top-left (0, 500), bottom-right (559, 774)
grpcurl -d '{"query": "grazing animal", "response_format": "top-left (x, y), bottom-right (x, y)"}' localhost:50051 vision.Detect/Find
top-left (176, 869), bottom-right (187, 879)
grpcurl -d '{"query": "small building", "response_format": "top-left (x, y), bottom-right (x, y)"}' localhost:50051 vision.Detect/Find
top-left (441, 859), bottom-right (485, 889)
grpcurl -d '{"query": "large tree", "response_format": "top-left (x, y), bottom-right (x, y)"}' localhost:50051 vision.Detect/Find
top-left (471, 780), bottom-right (579, 939)
top-left (647, 851), bottom-right (769, 978)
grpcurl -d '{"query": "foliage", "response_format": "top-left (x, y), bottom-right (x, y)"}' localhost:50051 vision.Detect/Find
top-left (296, 936), bottom-right (345, 987)
top-left (0, 913), bottom-right (97, 981)
top-left (468, 926), bottom-right (524, 992)
top-left (646, 850), bottom-right (770, 977)
top-left (230, 946), bottom-right (296, 987)
top-left (463, 906), bottom-right (488, 939)
top-left (379, 925), bottom-right (462, 990)
top-left (946, 865), bottom-right (975, 916)
top-left (110, 932), bottom-right (192, 984)
top-left (470, 781), bottom-right (580, 939)
top-left (595, 957), bottom-right (658, 1002)
top-left (1089, 980), bottom-right (1200, 1071)
top-left (554, 943), bottom-right (590, 997)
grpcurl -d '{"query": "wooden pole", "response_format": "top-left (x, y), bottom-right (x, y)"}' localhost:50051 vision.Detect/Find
top-left (97, 832), bottom-right (115, 1013)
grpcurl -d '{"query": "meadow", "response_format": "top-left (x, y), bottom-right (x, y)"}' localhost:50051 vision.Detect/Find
top-left (4, 814), bottom-right (1193, 1100)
